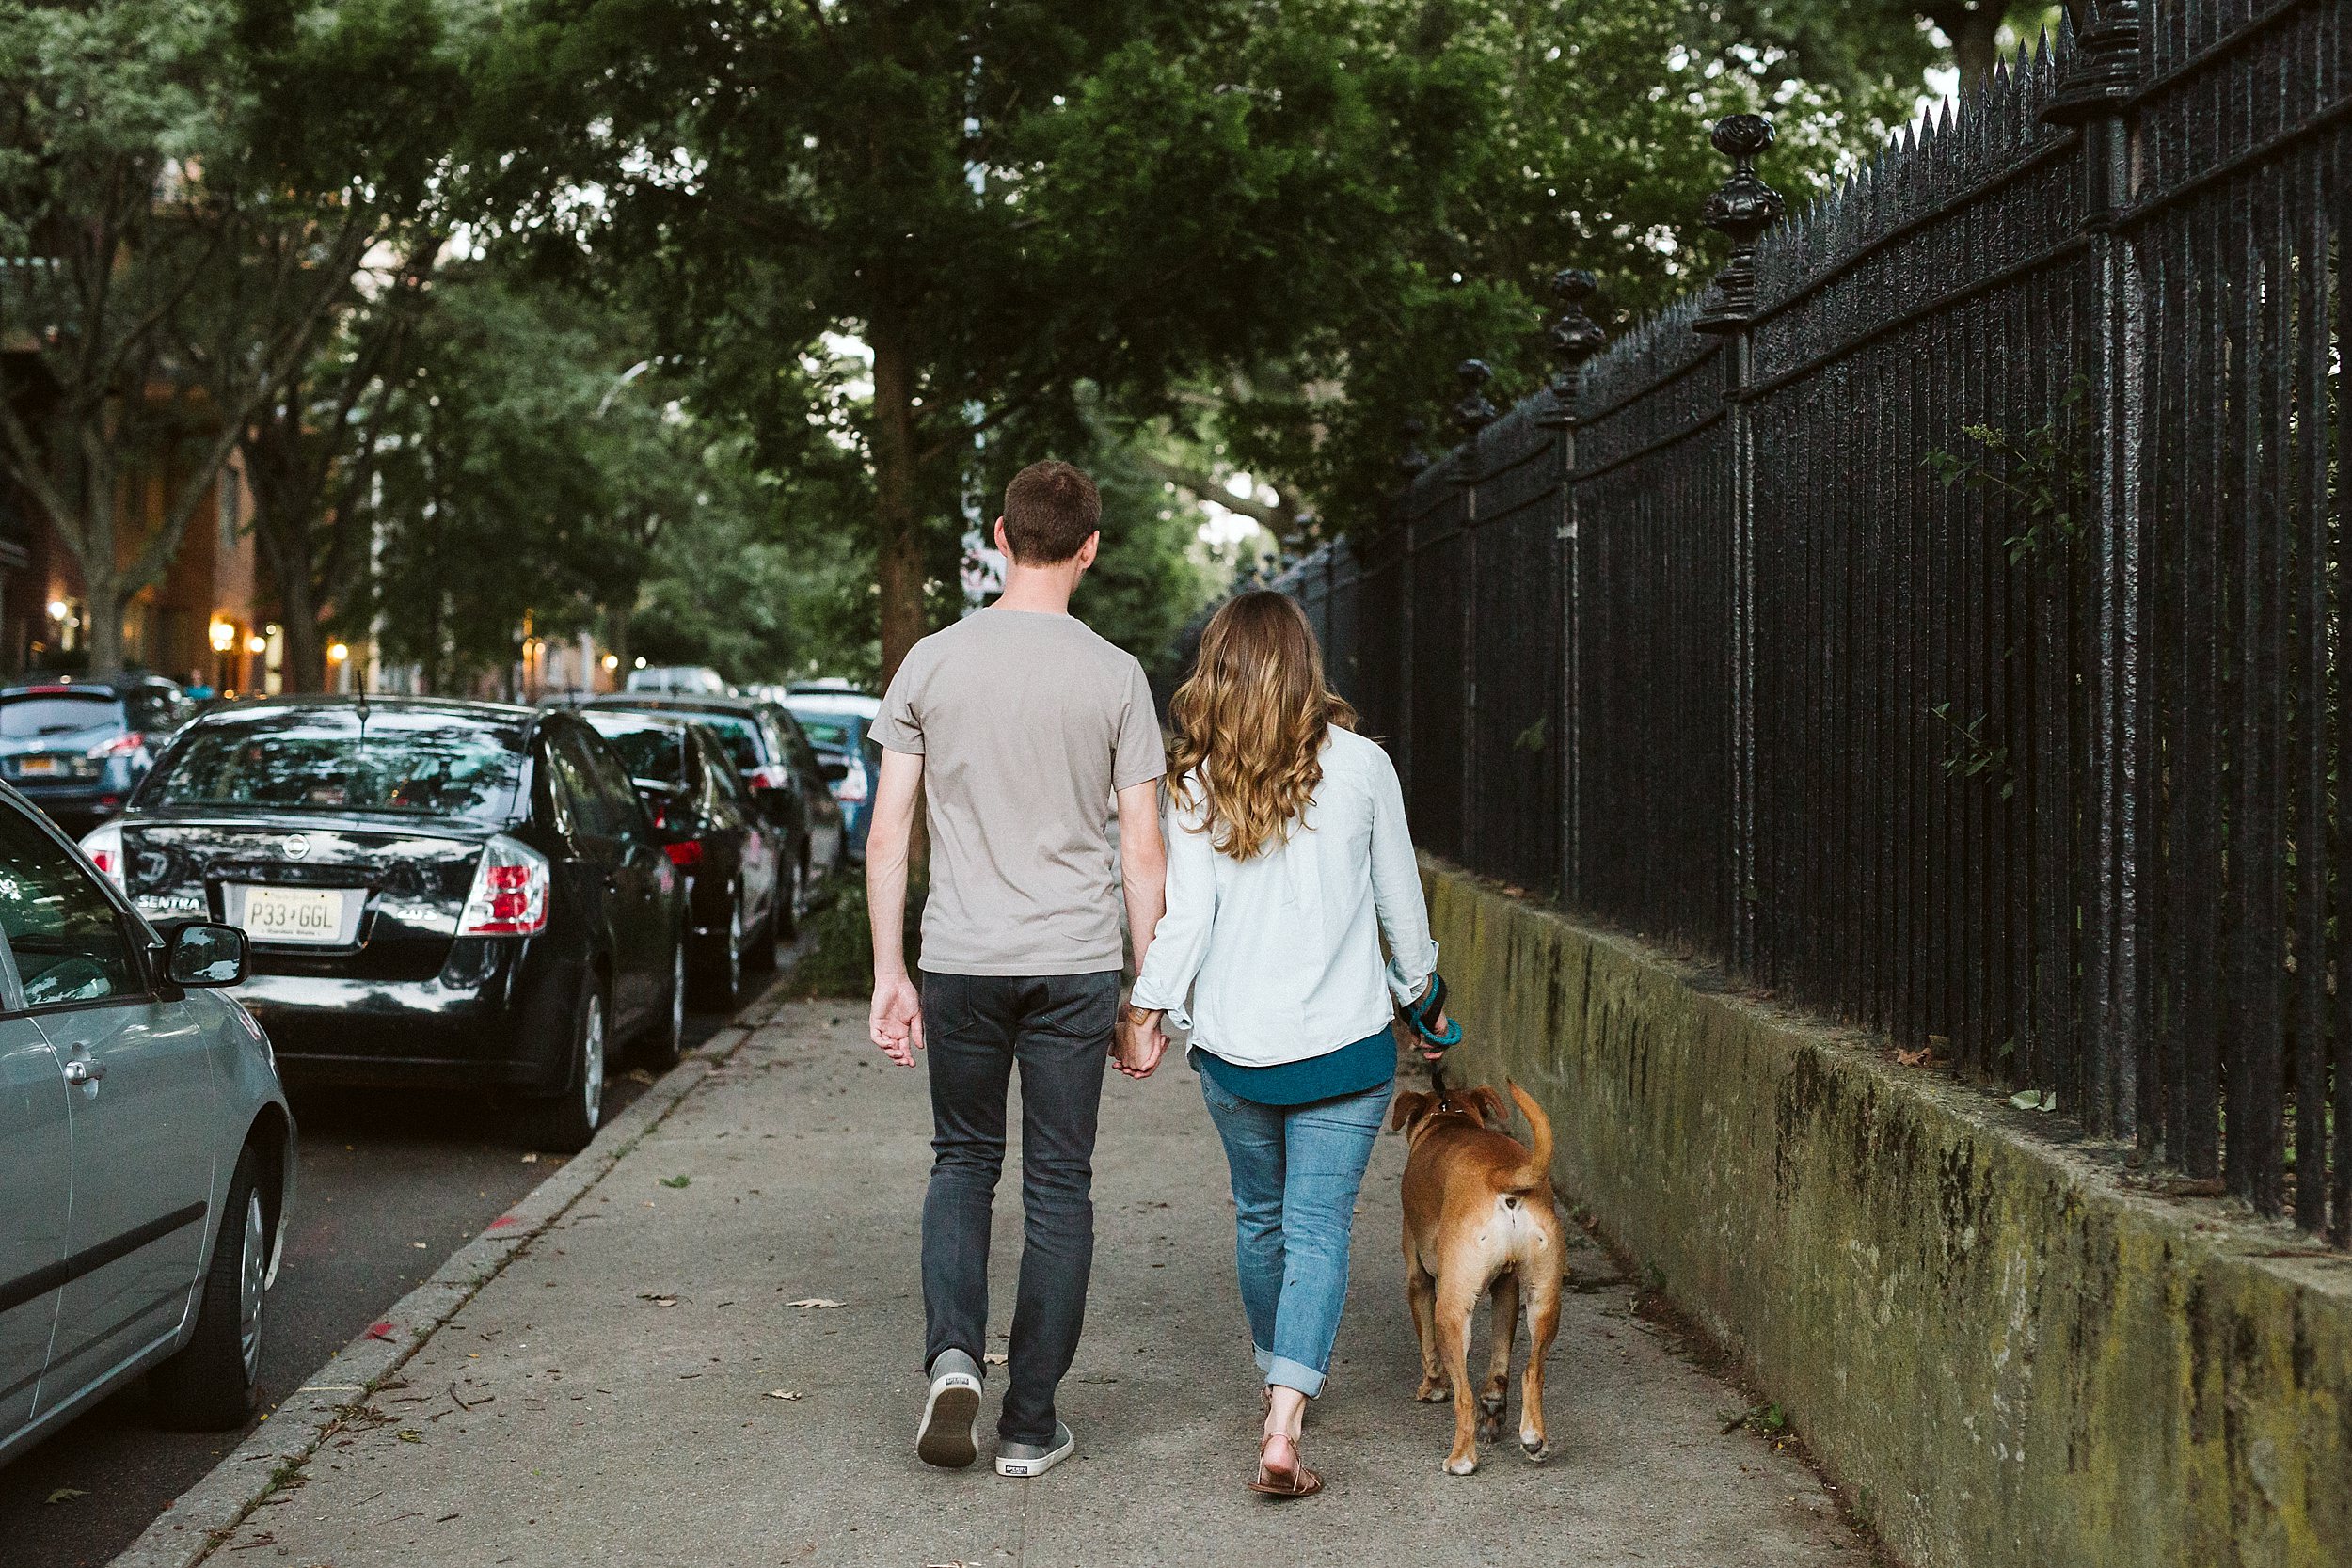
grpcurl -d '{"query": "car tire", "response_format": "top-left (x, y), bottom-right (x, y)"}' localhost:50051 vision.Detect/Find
top-left (693, 886), bottom-right (746, 1011)
top-left (151, 1146), bottom-right (268, 1431)
top-left (774, 851), bottom-right (804, 941)
top-left (643, 931), bottom-right (688, 1070)
top-left (528, 977), bottom-right (609, 1154)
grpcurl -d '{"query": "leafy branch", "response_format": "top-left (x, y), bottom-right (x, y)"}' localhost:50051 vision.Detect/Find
top-left (1924, 374), bottom-right (2094, 570)
top-left (1929, 702), bottom-right (2012, 800)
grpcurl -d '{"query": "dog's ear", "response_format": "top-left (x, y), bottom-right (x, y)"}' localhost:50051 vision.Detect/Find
top-left (1464, 1085), bottom-right (1510, 1130)
top-left (1391, 1090), bottom-right (1433, 1132)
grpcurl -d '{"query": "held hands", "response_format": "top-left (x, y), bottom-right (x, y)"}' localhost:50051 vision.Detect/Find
top-left (869, 972), bottom-right (924, 1067)
top-left (1113, 1006), bottom-right (1168, 1080)
top-left (1415, 1010), bottom-right (1452, 1063)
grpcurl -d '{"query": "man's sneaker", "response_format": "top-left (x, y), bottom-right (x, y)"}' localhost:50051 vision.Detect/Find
top-left (995, 1420), bottom-right (1075, 1478)
top-left (916, 1350), bottom-right (983, 1468)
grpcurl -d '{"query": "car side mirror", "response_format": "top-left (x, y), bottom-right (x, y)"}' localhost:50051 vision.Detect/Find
top-left (166, 923), bottom-right (248, 988)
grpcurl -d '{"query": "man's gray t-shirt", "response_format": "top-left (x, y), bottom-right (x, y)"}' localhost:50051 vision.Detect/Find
top-left (872, 608), bottom-right (1165, 976)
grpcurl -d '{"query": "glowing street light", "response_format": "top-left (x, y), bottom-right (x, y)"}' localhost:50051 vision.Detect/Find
top-left (209, 618), bottom-right (236, 653)
top-left (326, 642), bottom-right (350, 664)
top-left (245, 634), bottom-right (266, 655)
top-left (45, 599), bottom-right (68, 622)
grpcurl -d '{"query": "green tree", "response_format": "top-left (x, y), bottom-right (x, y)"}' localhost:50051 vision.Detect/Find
top-left (0, 0), bottom-right (370, 671)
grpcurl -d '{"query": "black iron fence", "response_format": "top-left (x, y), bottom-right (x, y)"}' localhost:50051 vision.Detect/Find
top-left (1268, 0), bottom-right (2351, 1240)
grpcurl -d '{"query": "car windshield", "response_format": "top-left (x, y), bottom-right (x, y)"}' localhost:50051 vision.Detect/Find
top-left (581, 715), bottom-right (688, 784)
top-left (0, 693), bottom-right (123, 737)
top-left (788, 712), bottom-right (859, 751)
top-left (144, 706), bottom-right (527, 822)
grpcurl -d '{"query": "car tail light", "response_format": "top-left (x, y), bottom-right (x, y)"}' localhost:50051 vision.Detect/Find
top-left (86, 731), bottom-right (142, 759)
top-left (458, 834), bottom-right (551, 936)
top-left (836, 756), bottom-right (869, 803)
top-left (664, 839), bottom-right (703, 869)
top-left (79, 821), bottom-right (124, 888)
top-left (748, 763), bottom-right (789, 792)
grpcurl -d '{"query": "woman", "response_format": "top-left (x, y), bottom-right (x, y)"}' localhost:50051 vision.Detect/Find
top-left (1125, 590), bottom-right (1444, 1498)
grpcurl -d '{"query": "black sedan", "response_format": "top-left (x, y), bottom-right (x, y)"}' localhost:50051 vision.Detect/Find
top-left (0, 674), bottom-right (194, 833)
top-left (579, 709), bottom-right (780, 1009)
top-left (580, 693), bottom-right (844, 926)
top-left (79, 698), bottom-right (688, 1151)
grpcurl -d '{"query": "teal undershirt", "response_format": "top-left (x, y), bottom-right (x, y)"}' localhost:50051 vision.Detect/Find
top-left (1192, 1027), bottom-right (1397, 1107)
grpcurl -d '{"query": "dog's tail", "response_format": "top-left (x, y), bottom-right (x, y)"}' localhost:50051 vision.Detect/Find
top-left (1504, 1080), bottom-right (1554, 1192)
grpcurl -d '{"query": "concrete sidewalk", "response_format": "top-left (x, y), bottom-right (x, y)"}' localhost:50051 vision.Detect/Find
top-left (194, 1003), bottom-right (1869, 1567)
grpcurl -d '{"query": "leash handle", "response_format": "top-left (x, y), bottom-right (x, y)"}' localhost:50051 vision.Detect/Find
top-left (1406, 974), bottom-right (1461, 1093)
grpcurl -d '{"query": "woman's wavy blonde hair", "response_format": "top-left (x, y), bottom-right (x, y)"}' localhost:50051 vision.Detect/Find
top-left (1167, 590), bottom-right (1356, 861)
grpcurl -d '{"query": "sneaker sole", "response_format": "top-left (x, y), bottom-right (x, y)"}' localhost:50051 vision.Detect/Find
top-left (917, 1376), bottom-right (982, 1468)
top-left (995, 1437), bottom-right (1073, 1479)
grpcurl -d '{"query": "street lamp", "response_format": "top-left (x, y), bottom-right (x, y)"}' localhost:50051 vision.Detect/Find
top-left (327, 642), bottom-right (350, 665)
top-left (209, 618), bottom-right (236, 653)
top-left (245, 633), bottom-right (266, 655)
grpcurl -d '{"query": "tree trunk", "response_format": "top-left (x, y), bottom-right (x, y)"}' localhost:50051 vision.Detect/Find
top-left (277, 570), bottom-right (326, 693)
top-left (1949, 6), bottom-right (2002, 91)
top-left (868, 313), bottom-right (930, 689)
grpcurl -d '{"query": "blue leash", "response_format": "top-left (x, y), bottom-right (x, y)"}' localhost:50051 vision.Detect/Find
top-left (1406, 974), bottom-right (1461, 1091)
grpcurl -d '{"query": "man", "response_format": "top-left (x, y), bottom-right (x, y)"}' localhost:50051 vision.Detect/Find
top-left (866, 458), bottom-right (1168, 1479)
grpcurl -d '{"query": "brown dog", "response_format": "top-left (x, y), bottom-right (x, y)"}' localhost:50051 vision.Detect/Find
top-left (1391, 1080), bottom-right (1565, 1474)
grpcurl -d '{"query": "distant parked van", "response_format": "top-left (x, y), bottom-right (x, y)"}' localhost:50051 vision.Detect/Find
top-left (625, 666), bottom-right (727, 696)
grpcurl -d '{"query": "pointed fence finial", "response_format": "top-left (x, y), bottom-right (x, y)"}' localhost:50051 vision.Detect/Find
top-left (1695, 113), bottom-right (1785, 335)
top-left (2043, 0), bottom-right (2141, 126)
top-left (1398, 417), bottom-right (1432, 477)
top-left (1453, 358), bottom-right (1498, 436)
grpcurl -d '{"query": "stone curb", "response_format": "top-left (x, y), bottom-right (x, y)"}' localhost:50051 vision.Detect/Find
top-left (108, 973), bottom-right (802, 1568)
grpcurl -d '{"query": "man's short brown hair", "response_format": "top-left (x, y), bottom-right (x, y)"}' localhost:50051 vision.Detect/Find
top-left (1001, 460), bottom-right (1101, 564)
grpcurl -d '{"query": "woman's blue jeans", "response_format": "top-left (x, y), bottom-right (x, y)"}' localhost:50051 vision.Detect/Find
top-left (1197, 1071), bottom-right (1393, 1397)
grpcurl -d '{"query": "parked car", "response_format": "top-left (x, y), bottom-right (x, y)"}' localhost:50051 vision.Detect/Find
top-left (0, 781), bottom-right (294, 1463)
top-left (83, 697), bottom-right (688, 1152)
top-left (580, 693), bottom-right (845, 924)
top-left (579, 709), bottom-right (779, 1009)
top-left (0, 673), bottom-right (194, 834)
top-left (778, 688), bottom-right (881, 863)
top-left (625, 665), bottom-right (728, 695)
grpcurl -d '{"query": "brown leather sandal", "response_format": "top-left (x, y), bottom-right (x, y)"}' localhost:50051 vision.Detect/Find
top-left (1250, 1432), bottom-right (1324, 1498)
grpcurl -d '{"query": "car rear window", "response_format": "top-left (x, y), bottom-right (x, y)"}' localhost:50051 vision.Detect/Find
top-left (144, 706), bottom-right (527, 822)
top-left (580, 714), bottom-right (688, 785)
top-left (788, 713), bottom-right (859, 751)
top-left (595, 705), bottom-right (764, 771)
top-left (0, 693), bottom-right (123, 736)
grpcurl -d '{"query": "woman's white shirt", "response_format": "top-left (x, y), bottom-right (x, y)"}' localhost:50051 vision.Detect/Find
top-left (1128, 726), bottom-right (1438, 1067)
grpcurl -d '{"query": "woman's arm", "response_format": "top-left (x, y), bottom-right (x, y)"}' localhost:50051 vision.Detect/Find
top-left (1127, 784), bottom-right (1216, 1034)
top-left (1369, 749), bottom-right (1440, 1009)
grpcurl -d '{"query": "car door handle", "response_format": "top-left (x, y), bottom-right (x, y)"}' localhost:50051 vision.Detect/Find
top-left (64, 1059), bottom-right (106, 1085)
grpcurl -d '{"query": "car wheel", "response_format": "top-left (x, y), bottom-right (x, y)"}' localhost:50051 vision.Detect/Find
top-left (529, 979), bottom-right (608, 1154)
top-left (151, 1146), bottom-right (268, 1430)
top-left (643, 933), bottom-right (688, 1070)
top-left (693, 886), bottom-right (746, 1011)
top-left (775, 851), bottom-right (803, 941)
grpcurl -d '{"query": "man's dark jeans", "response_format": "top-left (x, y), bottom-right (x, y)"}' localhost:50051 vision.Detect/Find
top-left (920, 969), bottom-right (1119, 1445)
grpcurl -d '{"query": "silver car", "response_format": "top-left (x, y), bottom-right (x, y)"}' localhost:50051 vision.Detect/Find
top-left (0, 782), bottom-right (294, 1464)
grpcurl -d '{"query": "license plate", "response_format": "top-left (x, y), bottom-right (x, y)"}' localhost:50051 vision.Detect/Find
top-left (15, 755), bottom-right (59, 776)
top-left (240, 886), bottom-right (346, 944)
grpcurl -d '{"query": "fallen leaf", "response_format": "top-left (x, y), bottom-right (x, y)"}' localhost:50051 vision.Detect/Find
top-left (2010, 1088), bottom-right (2059, 1112)
top-left (397, 1430), bottom-right (423, 1443)
top-left (411, 1241), bottom-right (428, 1249)
top-left (1894, 1047), bottom-right (1931, 1067)
top-left (660, 1175), bottom-right (691, 1189)
top-left (766, 1389), bottom-right (803, 1401)
top-left (636, 1292), bottom-right (680, 1307)
top-left (785, 1298), bottom-right (846, 1309)
top-left (982, 1353), bottom-right (1009, 1366)
top-left (626, 1067), bottom-right (656, 1085)
top-left (520, 1152), bottom-right (540, 1164)
top-left (44, 1487), bottom-right (87, 1505)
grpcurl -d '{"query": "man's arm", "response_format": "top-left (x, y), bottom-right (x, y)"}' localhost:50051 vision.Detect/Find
top-left (866, 747), bottom-right (925, 1067)
top-left (1114, 777), bottom-right (1168, 1076)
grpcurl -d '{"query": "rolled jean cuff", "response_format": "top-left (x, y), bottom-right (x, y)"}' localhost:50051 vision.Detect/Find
top-left (1262, 1354), bottom-right (1327, 1399)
